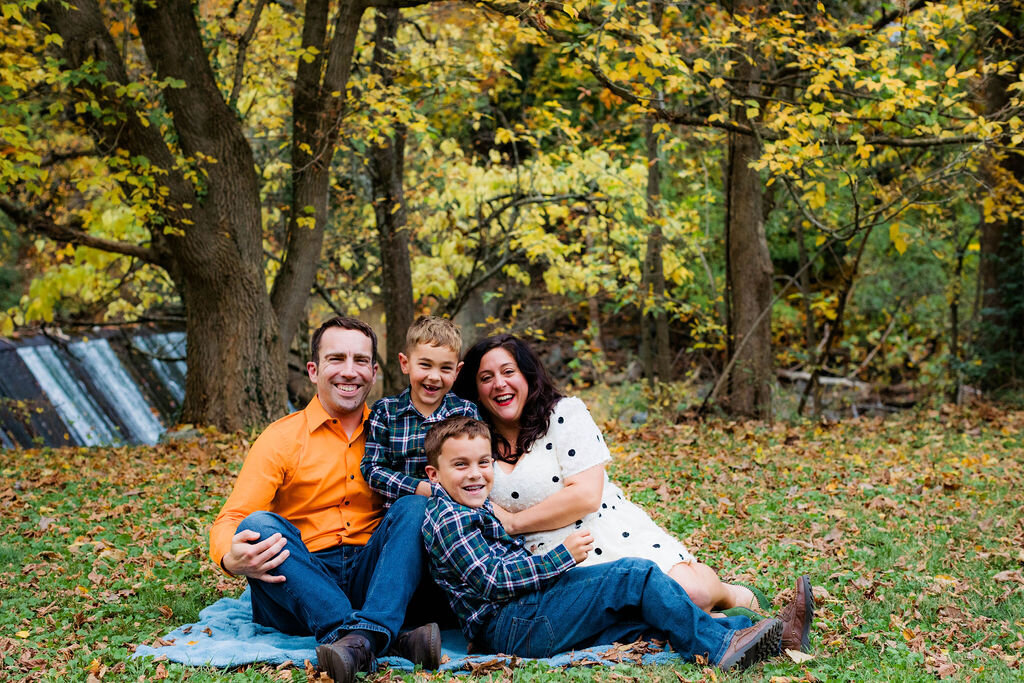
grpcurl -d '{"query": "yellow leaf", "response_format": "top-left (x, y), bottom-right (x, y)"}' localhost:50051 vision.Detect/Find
top-left (890, 223), bottom-right (907, 255)
top-left (15, 630), bottom-right (30, 638)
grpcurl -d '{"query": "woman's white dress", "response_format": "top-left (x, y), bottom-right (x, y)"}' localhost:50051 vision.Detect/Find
top-left (488, 396), bottom-right (695, 571)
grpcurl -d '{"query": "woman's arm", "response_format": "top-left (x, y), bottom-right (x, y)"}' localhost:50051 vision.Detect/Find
top-left (497, 464), bottom-right (605, 535)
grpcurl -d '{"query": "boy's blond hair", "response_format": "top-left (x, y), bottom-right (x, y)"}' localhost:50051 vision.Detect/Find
top-left (424, 416), bottom-right (492, 469)
top-left (405, 315), bottom-right (463, 357)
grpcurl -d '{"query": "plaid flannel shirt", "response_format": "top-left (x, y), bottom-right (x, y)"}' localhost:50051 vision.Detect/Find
top-left (422, 485), bottom-right (576, 641)
top-left (361, 388), bottom-right (480, 505)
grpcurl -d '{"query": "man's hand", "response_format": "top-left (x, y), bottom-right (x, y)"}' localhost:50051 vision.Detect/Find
top-left (562, 530), bottom-right (594, 564)
top-left (221, 529), bottom-right (289, 582)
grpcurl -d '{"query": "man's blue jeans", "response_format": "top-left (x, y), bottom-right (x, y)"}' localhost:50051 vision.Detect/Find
top-left (480, 557), bottom-right (752, 665)
top-left (236, 496), bottom-right (428, 649)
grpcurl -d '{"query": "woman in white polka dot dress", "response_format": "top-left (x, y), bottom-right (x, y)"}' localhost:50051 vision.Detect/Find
top-left (452, 334), bottom-right (759, 613)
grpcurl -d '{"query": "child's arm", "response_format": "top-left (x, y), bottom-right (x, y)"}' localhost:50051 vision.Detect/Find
top-left (427, 503), bottom-right (577, 603)
top-left (361, 400), bottom-right (426, 503)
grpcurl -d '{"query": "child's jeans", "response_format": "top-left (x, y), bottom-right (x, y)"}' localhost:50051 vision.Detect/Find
top-left (480, 557), bottom-right (752, 665)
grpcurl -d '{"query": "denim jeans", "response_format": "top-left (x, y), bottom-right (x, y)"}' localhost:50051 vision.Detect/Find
top-left (237, 495), bottom-right (430, 649)
top-left (480, 557), bottom-right (752, 665)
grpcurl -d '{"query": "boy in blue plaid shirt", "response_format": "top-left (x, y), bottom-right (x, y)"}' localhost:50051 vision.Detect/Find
top-left (362, 316), bottom-right (480, 507)
top-left (421, 416), bottom-right (784, 672)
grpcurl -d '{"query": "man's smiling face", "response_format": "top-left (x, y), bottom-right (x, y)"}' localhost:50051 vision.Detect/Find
top-left (307, 327), bottom-right (378, 420)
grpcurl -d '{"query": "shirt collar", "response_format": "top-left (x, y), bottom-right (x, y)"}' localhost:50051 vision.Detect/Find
top-left (395, 387), bottom-right (418, 416)
top-left (305, 394), bottom-right (371, 435)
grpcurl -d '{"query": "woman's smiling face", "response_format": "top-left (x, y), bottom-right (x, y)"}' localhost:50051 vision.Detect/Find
top-left (475, 347), bottom-right (530, 430)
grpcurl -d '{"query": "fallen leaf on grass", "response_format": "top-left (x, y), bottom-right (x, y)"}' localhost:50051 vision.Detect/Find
top-left (993, 569), bottom-right (1023, 584)
top-left (785, 648), bottom-right (814, 663)
top-left (154, 661), bottom-right (168, 679)
top-left (157, 605), bottom-right (173, 619)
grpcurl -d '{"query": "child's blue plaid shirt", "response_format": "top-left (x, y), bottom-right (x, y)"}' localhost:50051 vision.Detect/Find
top-left (361, 388), bottom-right (479, 506)
top-left (422, 485), bottom-right (576, 641)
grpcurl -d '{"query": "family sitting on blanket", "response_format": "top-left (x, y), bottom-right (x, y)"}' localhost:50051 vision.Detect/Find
top-left (210, 315), bottom-right (813, 683)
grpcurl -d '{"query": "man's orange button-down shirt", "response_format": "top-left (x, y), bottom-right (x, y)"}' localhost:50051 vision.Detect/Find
top-left (209, 395), bottom-right (384, 571)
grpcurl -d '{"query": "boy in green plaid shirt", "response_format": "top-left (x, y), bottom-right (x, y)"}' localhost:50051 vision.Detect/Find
top-left (362, 316), bottom-right (479, 508)
top-left (421, 416), bottom-right (784, 671)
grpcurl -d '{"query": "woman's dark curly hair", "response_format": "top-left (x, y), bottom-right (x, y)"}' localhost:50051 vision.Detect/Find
top-left (453, 334), bottom-right (564, 463)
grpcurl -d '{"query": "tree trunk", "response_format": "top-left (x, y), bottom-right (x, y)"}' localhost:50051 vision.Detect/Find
top-left (640, 0), bottom-right (672, 385)
top-left (270, 0), bottom-right (369, 356)
top-left (369, 7), bottom-right (415, 393)
top-left (724, 4), bottom-right (774, 418)
top-left (41, 0), bottom-right (287, 428)
top-left (640, 116), bottom-right (672, 384)
top-left (976, 12), bottom-right (1024, 393)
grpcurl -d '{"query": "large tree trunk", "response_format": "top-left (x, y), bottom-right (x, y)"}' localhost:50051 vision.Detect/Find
top-left (369, 7), bottom-right (415, 392)
top-left (41, 0), bottom-right (287, 428)
top-left (975, 9), bottom-right (1024, 392)
top-left (724, 2), bottom-right (774, 418)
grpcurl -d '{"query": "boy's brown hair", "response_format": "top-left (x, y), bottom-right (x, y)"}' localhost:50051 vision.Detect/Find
top-left (405, 315), bottom-right (464, 357)
top-left (424, 416), bottom-right (491, 468)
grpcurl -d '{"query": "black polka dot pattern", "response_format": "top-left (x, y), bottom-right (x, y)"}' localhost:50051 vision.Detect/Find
top-left (594, 548), bottom-right (602, 555)
top-left (622, 532), bottom-right (630, 537)
top-left (552, 476), bottom-right (559, 482)
top-left (511, 491), bottom-right (519, 499)
top-left (558, 416), bottom-right (564, 423)
top-left (568, 449), bottom-right (576, 457)
top-left (653, 543), bottom-right (661, 548)
top-left (546, 442), bottom-right (553, 450)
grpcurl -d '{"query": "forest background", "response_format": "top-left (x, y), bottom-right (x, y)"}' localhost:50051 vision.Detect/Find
top-left (4, 0), bottom-right (1024, 425)
top-left (3, 3), bottom-right (1024, 682)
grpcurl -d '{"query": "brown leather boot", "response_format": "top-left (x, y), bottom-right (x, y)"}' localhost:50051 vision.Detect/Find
top-left (717, 617), bottom-right (782, 670)
top-left (316, 632), bottom-right (376, 683)
top-left (779, 575), bottom-right (814, 653)
top-left (387, 622), bottom-right (442, 670)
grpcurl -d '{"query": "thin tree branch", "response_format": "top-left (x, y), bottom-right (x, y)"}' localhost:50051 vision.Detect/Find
top-left (0, 198), bottom-right (158, 263)
top-left (228, 0), bottom-right (268, 110)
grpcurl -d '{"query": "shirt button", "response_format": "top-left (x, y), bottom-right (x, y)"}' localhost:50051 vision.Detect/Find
top-left (346, 522), bottom-right (351, 527)
top-left (350, 475), bottom-right (354, 480)
top-left (344, 501), bottom-right (350, 506)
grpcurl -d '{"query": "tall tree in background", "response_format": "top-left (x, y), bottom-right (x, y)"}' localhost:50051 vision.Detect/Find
top-left (976, 2), bottom-right (1024, 392)
top-left (722, 0), bottom-right (774, 417)
top-left (368, 6), bottom-right (414, 392)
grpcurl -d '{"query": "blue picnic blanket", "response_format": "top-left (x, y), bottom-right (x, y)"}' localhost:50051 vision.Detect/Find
top-left (132, 589), bottom-right (684, 671)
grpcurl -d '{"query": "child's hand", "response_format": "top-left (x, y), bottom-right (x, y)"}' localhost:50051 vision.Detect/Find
top-left (562, 530), bottom-right (594, 564)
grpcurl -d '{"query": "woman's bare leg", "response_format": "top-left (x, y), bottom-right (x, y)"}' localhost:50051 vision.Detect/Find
top-left (667, 561), bottom-right (758, 613)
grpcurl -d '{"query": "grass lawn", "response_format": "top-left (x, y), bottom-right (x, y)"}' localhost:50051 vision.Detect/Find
top-left (1, 400), bottom-right (1022, 681)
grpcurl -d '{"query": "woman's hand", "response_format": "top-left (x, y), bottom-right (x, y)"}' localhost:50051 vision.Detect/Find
top-left (562, 530), bottom-right (594, 564)
top-left (490, 501), bottom-right (516, 532)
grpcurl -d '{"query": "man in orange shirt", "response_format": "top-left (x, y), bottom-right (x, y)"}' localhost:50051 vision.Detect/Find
top-left (210, 317), bottom-right (440, 683)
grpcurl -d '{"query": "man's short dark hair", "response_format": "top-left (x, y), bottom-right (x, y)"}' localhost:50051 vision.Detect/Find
top-left (425, 416), bottom-right (492, 468)
top-left (311, 316), bottom-right (378, 364)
